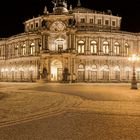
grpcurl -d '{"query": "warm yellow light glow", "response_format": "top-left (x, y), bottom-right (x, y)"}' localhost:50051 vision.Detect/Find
top-left (11, 67), bottom-right (15, 72)
top-left (5, 68), bottom-right (8, 72)
top-left (1, 68), bottom-right (4, 72)
top-left (51, 66), bottom-right (57, 81)
top-left (128, 54), bottom-right (139, 62)
top-left (19, 67), bottom-right (24, 71)
top-left (50, 60), bottom-right (62, 81)
top-left (31, 43), bottom-right (35, 46)
top-left (29, 66), bottom-right (34, 71)
top-left (51, 67), bottom-right (57, 75)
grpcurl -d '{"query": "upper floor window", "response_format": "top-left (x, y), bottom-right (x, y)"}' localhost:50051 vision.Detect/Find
top-left (103, 41), bottom-right (109, 54)
top-left (112, 21), bottom-right (116, 26)
top-left (36, 23), bottom-right (39, 28)
top-left (91, 41), bottom-right (97, 54)
top-left (81, 18), bottom-right (85, 23)
top-left (39, 42), bottom-right (42, 52)
top-left (90, 19), bottom-right (93, 23)
top-left (26, 25), bottom-right (29, 30)
top-left (78, 64), bottom-right (85, 70)
top-left (105, 20), bottom-right (109, 25)
top-left (78, 40), bottom-right (85, 54)
top-left (114, 42), bottom-right (120, 55)
top-left (30, 43), bottom-right (35, 55)
top-left (53, 38), bottom-right (66, 51)
top-left (31, 24), bottom-right (33, 29)
top-left (22, 44), bottom-right (26, 56)
top-left (15, 45), bottom-right (19, 56)
top-left (125, 43), bottom-right (129, 56)
top-left (97, 19), bottom-right (102, 25)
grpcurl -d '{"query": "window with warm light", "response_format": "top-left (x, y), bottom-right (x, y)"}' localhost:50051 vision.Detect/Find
top-left (91, 41), bottom-right (97, 54)
top-left (78, 41), bottom-right (85, 54)
top-left (125, 43), bottom-right (129, 56)
top-left (30, 43), bottom-right (35, 55)
top-left (22, 44), bottom-right (26, 56)
top-left (114, 42), bottom-right (120, 55)
top-left (78, 64), bottom-right (84, 69)
top-left (53, 38), bottom-right (65, 51)
top-left (103, 41), bottom-right (109, 54)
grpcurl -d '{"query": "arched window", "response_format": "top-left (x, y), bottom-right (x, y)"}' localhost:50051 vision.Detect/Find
top-left (103, 41), bottom-right (109, 54)
top-left (78, 64), bottom-right (85, 70)
top-left (15, 45), bottom-right (19, 56)
top-left (125, 43), bottom-right (129, 56)
top-left (114, 42), bottom-right (120, 55)
top-left (52, 38), bottom-right (66, 51)
top-left (100, 65), bottom-right (109, 80)
top-left (91, 65), bottom-right (97, 71)
top-left (56, 38), bottom-right (64, 51)
top-left (78, 64), bottom-right (85, 82)
top-left (114, 66), bottom-right (120, 80)
top-left (30, 43), bottom-right (35, 55)
top-left (125, 66), bottom-right (131, 80)
top-left (91, 41), bottom-right (97, 54)
top-left (78, 41), bottom-right (84, 54)
top-left (22, 44), bottom-right (26, 56)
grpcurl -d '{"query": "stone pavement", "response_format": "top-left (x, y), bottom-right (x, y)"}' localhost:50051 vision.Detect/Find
top-left (0, 82), bottom-right (140, 139)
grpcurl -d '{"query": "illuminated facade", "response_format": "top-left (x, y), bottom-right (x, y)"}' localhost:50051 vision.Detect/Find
top-left (0, 0), bottom-right (140, 83)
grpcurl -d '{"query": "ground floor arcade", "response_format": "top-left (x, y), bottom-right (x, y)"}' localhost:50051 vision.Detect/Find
top-left (0, 55), bottom-right (140, 83)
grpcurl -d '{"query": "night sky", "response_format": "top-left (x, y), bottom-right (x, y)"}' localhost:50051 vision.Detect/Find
top-left (0, 0), bottom-right (139, 37)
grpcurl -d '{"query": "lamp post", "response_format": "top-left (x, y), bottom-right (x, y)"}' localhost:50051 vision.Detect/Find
top-left (128, 54), bottom-right (139, 89)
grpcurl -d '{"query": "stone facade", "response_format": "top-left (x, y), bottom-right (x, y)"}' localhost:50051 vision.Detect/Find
top-left (0, 0), bottom-right (140, 83)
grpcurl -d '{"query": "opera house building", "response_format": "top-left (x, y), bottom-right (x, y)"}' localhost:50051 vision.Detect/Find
top-left (0, 0), bottom-right (140, 83)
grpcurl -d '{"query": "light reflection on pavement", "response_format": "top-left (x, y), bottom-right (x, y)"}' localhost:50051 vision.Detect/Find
top-left (0, 83), bottom-right (140, 140)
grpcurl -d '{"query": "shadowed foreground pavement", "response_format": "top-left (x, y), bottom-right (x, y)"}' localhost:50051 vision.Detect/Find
top-left (0, 83), bottom-right (140, 140)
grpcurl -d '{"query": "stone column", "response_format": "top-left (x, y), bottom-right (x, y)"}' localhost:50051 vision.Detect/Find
top-left (35, 39), bottom-right (39, 55)
top-left (98, 37), bottom-right (101, 55)
top-left (110, 37), bottom-right (113, 56)
top-left (71, 34), bottom-right (76, 51)
top-left (67, 33), bottom-right (71, 51)
top-left (42, 34), bottom-right (49, 50)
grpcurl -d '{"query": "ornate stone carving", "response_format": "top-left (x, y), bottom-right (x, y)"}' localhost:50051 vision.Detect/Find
top-left (50, 21), bottom-right (66, 32)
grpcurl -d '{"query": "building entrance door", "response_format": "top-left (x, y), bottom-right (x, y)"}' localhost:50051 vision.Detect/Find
top-left (51, 60), bottom-right (62, 81)
top-left (78, 71), bottom-right (85, 82)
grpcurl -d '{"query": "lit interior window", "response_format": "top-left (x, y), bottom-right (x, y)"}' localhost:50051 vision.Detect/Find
top-left (103, 41), bottom-right (109, 54)
top-left (78, 41), bottom-right (85, 54)
top-left (91, 41), bottom-right (97, 54)
top-left (114, 42), bottom-right (120, 55)
top-left (30, 43), bottom-right (35, 55)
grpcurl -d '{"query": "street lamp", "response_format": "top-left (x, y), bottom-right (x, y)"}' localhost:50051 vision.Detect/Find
top-left (128, 54), bottom-right (139, 89)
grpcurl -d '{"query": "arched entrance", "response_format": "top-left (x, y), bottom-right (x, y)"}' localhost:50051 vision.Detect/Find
top-left (51, 60), bottom-right (62, 81)
top-left (78, 64), bottom-right (85, 82)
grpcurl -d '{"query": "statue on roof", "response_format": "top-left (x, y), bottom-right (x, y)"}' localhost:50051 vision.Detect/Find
top-left (77, 0), bottom-right (81, 7)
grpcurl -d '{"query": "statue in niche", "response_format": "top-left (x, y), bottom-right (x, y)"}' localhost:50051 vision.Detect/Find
top-left (42, 20), bottom-right (48, 28)
top-left (68, 18), bottom-right (76, 27)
